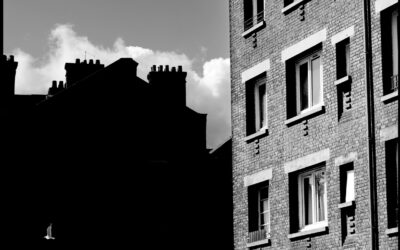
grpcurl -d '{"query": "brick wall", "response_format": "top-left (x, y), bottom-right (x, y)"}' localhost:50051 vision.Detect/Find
top-left (230, 0), bottom-right (398, 249)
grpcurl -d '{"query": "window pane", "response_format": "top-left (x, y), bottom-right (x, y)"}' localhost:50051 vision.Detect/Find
top-left (260, 199), bottom-right (269, 229)
top-left (315, 171), bottom-right (325, 222)
top-left (345, 170), bottom-right (355, 202)
top-left (244, 0), bottom-right (254, 30)
top-left (259, 186), bottom-right (269, 230)
top-left (299, 63), bottom-right (309, 111)
top-left (258, 83), bottom-right (266, 128)
top-left (257, 0), bottom-right (264, 18)
top-left (386, 140), bottom-right (399, 228)
top-left (303, 177), bottom-right (313, 225)
top-left (259, 186), bottom-right (268, 200)
top-left (311, 57), bottom-right (321, 106)
top-left (252, 0), bottom-right (258, 24)
top-left (391, 9), bottom-right (398, 75)
top-left (345, 43), bottom-right (350, 76)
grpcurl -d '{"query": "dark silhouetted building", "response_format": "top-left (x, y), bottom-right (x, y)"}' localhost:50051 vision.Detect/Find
top-left (1, 55), bottom-right (233, 249)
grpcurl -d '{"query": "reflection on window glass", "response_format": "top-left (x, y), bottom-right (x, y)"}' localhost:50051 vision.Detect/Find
top-left (345, 170), bottom-right (355, 202)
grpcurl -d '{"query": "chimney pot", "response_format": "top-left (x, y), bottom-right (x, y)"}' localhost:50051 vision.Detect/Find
top-left (158, 65), bottom-right (163, 72)
top-left (151, 65), bottom-right (156, 72)
top-left (165, 65), bottom-right (169, 72)
top-left (95, 59), bottom-right (100, 65)
top-left (83, 60), bottom-right (87, 64)
top-left (58, 81), bottom-right (64, 89)
top-left (89, 59), bottom-right (94, 64)
top-left (76, 58), bottom-right (81, 64)
top-left (178, 66), bottom-right (182, 72)
top-left (9, 55), bottom-right (14, 62)
top-left (52, 80), bottom-right (57, 88)
top-left (171, 67), bottom-right (176, 72)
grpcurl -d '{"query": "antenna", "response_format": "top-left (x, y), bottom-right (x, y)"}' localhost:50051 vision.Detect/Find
top-left (83, 50), bottom-right (97, 61)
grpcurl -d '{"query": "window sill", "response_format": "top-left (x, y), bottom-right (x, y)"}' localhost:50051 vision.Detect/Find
top-left (246, 238), bottom-right (270, 248)
top-left (282, 0), bottom-right (308, 14)
top-left (385, 227), bottom-right (398, 236)
top-left (288, 226), bottom-right (328, 240)
top-left (381, 90), bottom-right (398, 103)
top-left (334, 75), bottom-right (352, 86)
top-left (244, 128), bottom-right (268, 143)
top-left (338, 200), bottom-right (355, 209)
top-left (285, 105), bottom-right (325, 126)
top-left (242, 21), bottom-right (265, 38)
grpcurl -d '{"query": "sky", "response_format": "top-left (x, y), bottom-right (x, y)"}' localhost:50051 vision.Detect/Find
top-left (4, 0), bottom-right (231, 149)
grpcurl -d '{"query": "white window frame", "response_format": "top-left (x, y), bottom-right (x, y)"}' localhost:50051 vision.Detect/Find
top-left (254, 80), bottom-right (268, 132)
top-left (244, 0), bottom-right (265, 30)
top-left (258, 186), bottom-right (270, 234)
top-left (251, 0), bottom-right (265, 24)
top-left (295, 51), bottom-right (323, 114)
top-left (345, 169), bottom-right (355, 203)
top-left (241, 59), bottom-right (270, 139)
top-left (297, 167), bottom-right (328, 231)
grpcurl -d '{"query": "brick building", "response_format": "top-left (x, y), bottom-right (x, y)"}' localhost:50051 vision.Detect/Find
top-left (230, 0), bottom-right (398, 249)
top-left (1, 56), bottom-right (232, 248)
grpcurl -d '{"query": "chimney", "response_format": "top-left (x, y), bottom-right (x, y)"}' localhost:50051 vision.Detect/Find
top-left (65, 58), bottom-right (105, 87)
top-left (58, 81), bottom-right (64, 91)
top-left (48, 80), bottom-right (57, 96)
top-left (47, 80), bottom-right (65, 97)
top-left (0, 55), bottom-right (18, 104)
top-left (147, 64), bottom-right (187, 108)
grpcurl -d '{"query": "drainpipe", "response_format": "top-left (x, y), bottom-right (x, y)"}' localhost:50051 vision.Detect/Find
top-left (362, 0), bottom-right (379, 249)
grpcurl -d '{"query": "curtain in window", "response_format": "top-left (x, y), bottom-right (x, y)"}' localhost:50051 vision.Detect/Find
top-left (315, 170), bottom-right (325, 222)
top-left (258, 83), bottom-right (267, 129)
top-left (311, 57), bottom-right (321, 106)
top-left (300, 63), bottom-right (309, 111)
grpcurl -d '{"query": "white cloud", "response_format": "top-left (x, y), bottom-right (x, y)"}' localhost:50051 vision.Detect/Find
top-left (11, 24), bottom-right (231, 148)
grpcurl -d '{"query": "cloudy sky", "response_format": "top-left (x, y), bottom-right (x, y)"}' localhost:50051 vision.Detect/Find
top-left (4, 0), bottom-right (231, 149)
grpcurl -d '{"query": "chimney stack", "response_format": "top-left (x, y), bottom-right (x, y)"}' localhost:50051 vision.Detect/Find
top-left (65, 58), bottom-right (105, 87)
top-left (147, 64), bottom-right (188, 108)
top-left (0, 55), bottom-right (19, 104)
top-left (47, 80), bottom-right (65, 96)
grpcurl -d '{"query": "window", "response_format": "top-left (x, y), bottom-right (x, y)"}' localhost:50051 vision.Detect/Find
top-left (381, 5), bottom-right (398, 95)
top-left (286, 49), bottom-right (323, 118)
top-left (344, 170), bottom-right (355, 202)
top-left (339, 163), bottom-right (356, 243)
top-left (340, 163), bottom-right (355, 203)
top-left (259, 187), bottom-right (270, 233)
top-left (336, 38), bottom-right (350, 79)
top-left (248, 182), bottom-right (270, 243)
top-left (294, 166), bottom-right (327, 231)
top-left (296, 51), bottom-right (322, 114)
top-left (246, 73), bottom-right (268, 135)
top-left (385, 139), bottom-right (398, 229)
top-left (244, 0), bottom-right (264, 31)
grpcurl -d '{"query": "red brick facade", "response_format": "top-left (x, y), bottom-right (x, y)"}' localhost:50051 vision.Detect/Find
top-left (230, 0), bottom-right (398, 249)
